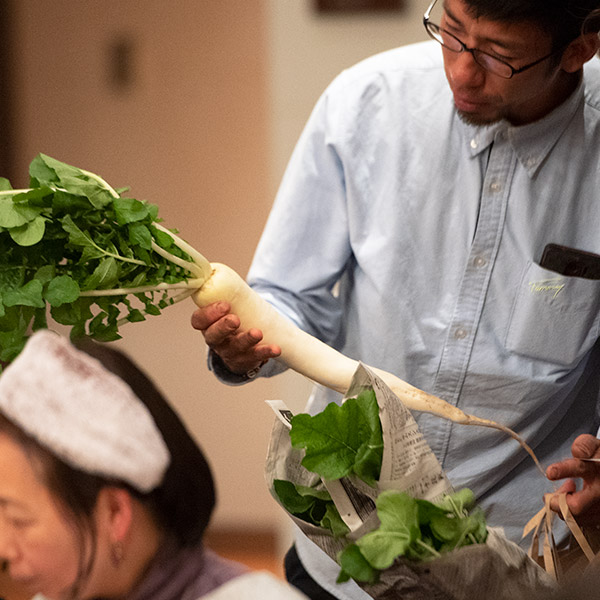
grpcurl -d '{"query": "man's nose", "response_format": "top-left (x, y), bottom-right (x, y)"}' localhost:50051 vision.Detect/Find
top-left (448, 50), bottom-right (486, 88)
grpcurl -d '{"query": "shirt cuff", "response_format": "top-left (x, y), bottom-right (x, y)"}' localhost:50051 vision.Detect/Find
top-left (207, 350), bottom-right (262, 386)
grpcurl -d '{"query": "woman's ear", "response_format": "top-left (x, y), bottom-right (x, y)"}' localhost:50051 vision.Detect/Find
top-left (561, 32), bottom-right (600, 73)
top-left (97, 487), bottom-right (134, 544)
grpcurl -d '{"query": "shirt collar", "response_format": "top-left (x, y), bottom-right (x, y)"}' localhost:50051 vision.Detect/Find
top-left (460, 79), bottom-right (584, 178)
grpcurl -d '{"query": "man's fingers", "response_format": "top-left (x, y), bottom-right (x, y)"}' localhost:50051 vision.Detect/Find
top-left (547, 458), bottom-right (589, 481)
top-left (191, 301), bottom-right (231, 331)
top-left (571, 434), bottom-right (600, 460)
top-left (191, 302), bottom-right (281, 374)
top-left (548, 480), bottom-right (577, 512)
top-left (219, 329), bottom-right (281, 364)
top-left (565, 486), bottom-right (598, 516)
top-left (200, 314), bottom-right (242, 348)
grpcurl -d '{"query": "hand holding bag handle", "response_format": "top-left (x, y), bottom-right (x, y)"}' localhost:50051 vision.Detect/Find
top-left (523, 492), bottom-right (600, 581)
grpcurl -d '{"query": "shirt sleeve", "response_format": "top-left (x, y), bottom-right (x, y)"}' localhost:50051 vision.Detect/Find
top-left (247, 74), bottom-right (352, 345)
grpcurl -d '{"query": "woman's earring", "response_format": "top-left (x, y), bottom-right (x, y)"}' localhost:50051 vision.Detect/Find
top-left (111, 541), bottom-right (124, 567)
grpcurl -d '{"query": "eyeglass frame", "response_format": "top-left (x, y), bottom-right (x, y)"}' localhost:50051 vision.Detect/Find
top-left (423, 0), bottom-right (565, 79)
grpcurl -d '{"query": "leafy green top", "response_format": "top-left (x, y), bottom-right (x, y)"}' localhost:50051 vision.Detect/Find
top-left (0, 154), bottom-right (210, 362)
top-left (337, 489), bottom-right (488, 584)
top-left (274, 386), bottom-right (488, 586)
top-left (289, 388), bottom-right (384, 487)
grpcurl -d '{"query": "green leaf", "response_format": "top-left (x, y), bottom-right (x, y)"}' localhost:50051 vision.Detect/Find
top-left (143, 301), bottom-right (161, 316)
top-left (52, 190), bottom-right (95, 213)
top-left (151, 225), bottom-right (176, 249)
top-left (0, 177), bottom-right (12, 191)
top-left (12, 186), bottom-right (54, 208)
top-left (322, 502), bottom-right (351, 537)
top-left (32, 307), bottom-right (48, 331)
top-left (80, 245), bottom-right (108, 263)
top-left (45, 275), bottom-right (80, 307)
top-left (29, 153), bottom-right (59, 186)
top-left (82, 257), bottom-right (119, 290)
top-left (87, 307), bottom-right (121, 341)
top-left (356, 491), bottom-right (420, 570)
top-left (50, 298), bottom-right (94, 326)
top-left (272, 479), bottom-right (349, 537)
top-left (0, 267), bottom-right (25, 292)
top-left (61, 214), bottom-right (97, 249)
top-left (3, 279), bottom-right (45, 308)
top-left (435, 488), bottom-right (476, 514)
top-left (273, 479), bottom-right (318, 514)
top-left (125, 308), bottom-right (146, 323)
top-left (289, 389), bottom-right (383, 486)
top-left (337, 544), bottom-right (379, 585)
top-left (0, 328), bottom-right (28, 362)
top-left (129, 222), bottom-right (153, 249)
top-left (0, 197), bottom-right (41, 228)
top-left (33, 265), bottom-right (56, 285)
top-left (30, 154), bottom-right (113, 208)
top-left (112, 197), bottom-right (150, 225)
top-left (9, 216), bottom-right (46, 246)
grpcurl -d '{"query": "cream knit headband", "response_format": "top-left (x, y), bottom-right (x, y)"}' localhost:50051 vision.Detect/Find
top-left (0, 330), bottom-right (170, 493)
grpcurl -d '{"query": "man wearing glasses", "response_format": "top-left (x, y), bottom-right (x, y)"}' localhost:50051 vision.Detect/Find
top-left (193, 0), bottom-right (600, 598)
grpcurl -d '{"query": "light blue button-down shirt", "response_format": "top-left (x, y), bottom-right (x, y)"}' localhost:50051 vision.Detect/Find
top-left (242, 41), bottom-right (600, 598)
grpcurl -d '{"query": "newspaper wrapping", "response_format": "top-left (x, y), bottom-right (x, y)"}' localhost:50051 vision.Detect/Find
top-left (264, 363), bottom-right (556, 599)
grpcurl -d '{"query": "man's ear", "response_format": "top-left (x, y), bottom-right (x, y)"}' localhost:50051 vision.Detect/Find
top-left (97, 487), bottom-right (134, 543)
top-left (561, 32), bottom-right (600, 72)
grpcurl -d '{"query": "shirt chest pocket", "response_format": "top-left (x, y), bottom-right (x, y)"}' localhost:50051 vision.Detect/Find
top-left (505, 262), bottom-right (600, 366)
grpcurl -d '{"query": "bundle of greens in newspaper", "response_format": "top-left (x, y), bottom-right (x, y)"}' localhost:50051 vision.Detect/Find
top-left (0, 155), bottom-right (547, 484)
top-left (265, 364), bottom-right (556, 599)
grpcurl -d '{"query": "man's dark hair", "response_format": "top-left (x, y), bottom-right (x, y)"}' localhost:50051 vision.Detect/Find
top-left (463, 0), bottom-right (600, 49)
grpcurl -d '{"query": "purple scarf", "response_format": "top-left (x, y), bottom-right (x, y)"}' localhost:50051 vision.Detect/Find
top-left (127, 541), bottom-right (249, 600)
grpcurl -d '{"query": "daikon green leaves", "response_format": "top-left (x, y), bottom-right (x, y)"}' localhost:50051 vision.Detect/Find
top-left (337, 489), bottom-right (488, 584)
top-left (0, 154), bottom-right (199, 363)
top-left (289, 388), bottom-right (383, 487)
top-left (273, 479), bottom-right (350, 537)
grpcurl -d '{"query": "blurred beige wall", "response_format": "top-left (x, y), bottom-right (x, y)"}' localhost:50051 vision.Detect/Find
top-left (10, 0), bottom-right (427, 548)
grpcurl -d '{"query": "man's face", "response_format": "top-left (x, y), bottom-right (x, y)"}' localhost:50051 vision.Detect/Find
top-left (440, 0), bottom-right (570, 126)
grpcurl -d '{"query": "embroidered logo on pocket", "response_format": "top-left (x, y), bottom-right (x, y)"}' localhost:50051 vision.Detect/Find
top-left (527, 277), bottom-right (565, 299)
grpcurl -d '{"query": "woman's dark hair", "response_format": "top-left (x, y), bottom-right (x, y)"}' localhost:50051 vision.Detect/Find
top-left (0, 338), bottom-right (216, 550)
top-left (463, 0), bottom-right (600, 50)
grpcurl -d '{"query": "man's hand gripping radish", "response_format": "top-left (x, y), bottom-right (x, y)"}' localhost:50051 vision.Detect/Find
top-left (191, 302), bottom-right (281, 377)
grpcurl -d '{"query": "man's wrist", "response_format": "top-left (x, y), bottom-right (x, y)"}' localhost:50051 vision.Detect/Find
top-left (208, 350), bottom-right (266, 384)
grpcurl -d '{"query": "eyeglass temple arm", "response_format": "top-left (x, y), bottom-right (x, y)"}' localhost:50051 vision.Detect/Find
top-left (424, 0), bottom-right (438, 24)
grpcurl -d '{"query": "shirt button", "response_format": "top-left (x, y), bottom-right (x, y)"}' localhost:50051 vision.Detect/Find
top-left (490, 181), bottom-right (502, 192)
top-left (526, 156), bottom-right (537, 168)
top-left (454, 327), bottom-right (468, 340)
top-left (473, 255), bottom-right (487, 268)
top-left (470, 139), bottom-right (478, 149)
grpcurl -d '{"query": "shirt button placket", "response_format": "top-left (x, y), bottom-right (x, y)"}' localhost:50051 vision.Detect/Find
top-left (429, 134), bottom-right (515, 465)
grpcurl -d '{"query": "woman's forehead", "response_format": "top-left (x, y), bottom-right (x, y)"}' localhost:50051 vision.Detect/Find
top-left (0, 434), bottom-right (45, 502)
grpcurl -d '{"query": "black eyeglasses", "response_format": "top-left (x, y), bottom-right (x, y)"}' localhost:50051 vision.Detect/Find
top-left (423, 0), bottom-right (561, 79)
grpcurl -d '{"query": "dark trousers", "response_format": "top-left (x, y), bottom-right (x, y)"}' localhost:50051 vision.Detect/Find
top-left (284, 545), bottom-right (340, 600)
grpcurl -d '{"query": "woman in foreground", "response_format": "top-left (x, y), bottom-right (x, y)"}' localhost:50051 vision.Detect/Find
top-left (0, 330), bottom-right (305, 600)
